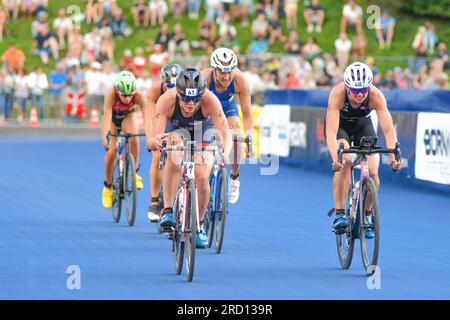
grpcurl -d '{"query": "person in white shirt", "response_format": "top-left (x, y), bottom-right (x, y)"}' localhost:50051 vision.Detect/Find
top-left (335, 32), bottom-right (352, 70)
top-left (85, 61), bottom-right (107, 113)
top-left (14, 67), bottom-right (29, 123)
top-left (27, 65), bottom-right (48, 119)
top-left (149, 0), bottom-right (168, 27)
top-left (341, 0), bottom-right (363, 34)
top-left (53, 8), bottom-right (72, 49)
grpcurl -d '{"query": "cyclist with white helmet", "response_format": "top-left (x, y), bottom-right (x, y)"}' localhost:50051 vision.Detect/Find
top-left (325, 62), bottom-right (402, 235)
top-left (145, 63), bottom-right (184, 223)
top-left (101, 71), bottom-right (147, 208)
top-left (148, 68), bottom-right (232, 248)
top-left (203, 47), bottom-right (254, 204)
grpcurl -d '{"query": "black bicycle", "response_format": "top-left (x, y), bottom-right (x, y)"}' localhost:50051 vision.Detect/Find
top-left (107, 130), bottom-right (145, 227)
top-left (205, 135), bottom-right (252, 254)
top-left (328, 136), bottom-right (401, 275)
top-left (159, 139), bottom-right (220, 282)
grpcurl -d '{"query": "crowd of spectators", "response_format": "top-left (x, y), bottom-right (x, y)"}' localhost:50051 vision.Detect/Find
top-left (0, 0), bottom-right (448, 124)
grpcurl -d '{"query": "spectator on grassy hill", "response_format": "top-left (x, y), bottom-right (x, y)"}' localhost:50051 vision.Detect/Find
top-left (375, 8), bottom-right (395, 50)
top-left (304, 0), bottom-right (325, 33)
top-left (206, 0), bottom-right (223, 23)
top-left (99, 0), bottom-right (117, 19)
top-left (53, 8), bottom-right (72, 49)
top-left (168, 23), bottom-right (191, 60)
top-left (284, 30), bottom-right (303, 54)
top-left (110, 7), bottom-right (127, 38)
top-left (302, 36), bottom-right (321, 60)
top-left (149, 0), bottom-right (168, 27)
top-left (132, 47), bottom-right (147, 77)
top-left (21, 0), bottom-right (34, 18)
top-left (120, 49), bottom-right (134, 71)
top-left (33, 0), bottom-right (48, 17)
top-left (148, 43), bottom-right (168, 77)
top-left (251, 12), bottom-right (268, 40)
top-left (2, 43), bottom-right (25, 72)
top-left (82, 27), bottom-right (101, 65)
top-left (268, 11), bottom-right (285, 46)
top-left (0, 5), bottom-right (6, 42)
top-left (436, 42), bottom-right (449, 71)
top-left (199, 17), bottom-right (216, 53)
top-left (352, 30), bottom-right (367, 59)
top-left (85, 0), bottom-right (100, 24)
top-left (424, 20), bottom-right (439, 55)
top-left (3, 0), bottom-right (20, 23)
top-left (131, 0), bottom-right (149, 27)
top-left (67, 26), bottom-right (83, 62)
top-left (35, 25), bottom-right (59, 65)
top-left (335, 32), bottom-right (352, 70)
top-left (341, 0), bottom-right (363, 35)
top-left (98, 28), bottom-right (115, 62)
top-left (170, 0), bottom-right (185, 19)
top-left (236, 0), bottom-right (252, 26)
top-left (187, 0), bottom-right (200, 20)
top-left (412, 26), bottom-right (427, 71)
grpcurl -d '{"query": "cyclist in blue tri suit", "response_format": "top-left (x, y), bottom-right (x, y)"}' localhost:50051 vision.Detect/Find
top-left (148, 68), bottom-right (232, 248)
top-left (202, 48), bottom-right (254, 204)
top-left (325, 62), bottom-right (402, 237)
top-left (145, 63), bottom-right (183, 222)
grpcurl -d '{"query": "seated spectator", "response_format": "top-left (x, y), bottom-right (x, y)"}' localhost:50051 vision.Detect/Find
top-left (31, 10), bottom-right (48, 38)
top-left (268, 11), bottom-right (286, 46)
top-left (99, 0), bottom-right (117, 19)
top-left (248, 35), bottom-right (269, 55)
top-left (412, 26), bottom-right (427, 71)
top-left (304, 0), bottom-right (326, 33)
top-left (335, 32), bottom-right (352, 70)
top-left (131, 0), bottom-right (149, 27)
top-left (14, 67), bottom-right (29, 123)
top-left (284, 0), bottom-right (299, 30)
top-left (216, 28), bottom-right (240, 54)
top-left (35, 25), bottom-right (59, 65)
top-left (251, 12), bottom-right (268, 40)
top-left (170, 0), bottom-right (185, 19)
top-left (218, 12), bottom-right (236, 40)
top-left (352, 30), bottom-right (367, 59)
top-left (53, 8), bottom-right (72, 49)
top-left (187, 0), bottom-right (200, 20)
top-left (149, 0), bottom-right (168, 27)
top-left (99, 28), bottom-right (115, 62)
top-left (136, 69), bottom-right (153, 96)
top-left (424, 20), bottom-right (439, 55)
top-left (237, 0), bottom-right (251, 26)
top-left (206, 0), bottom-right (223, 23)
top-left (110, 7), bottom-right (127, 38)
top-left (132, 47), bottom-right (147, 77)
top-left (85, 0), bottom-right (100, 24)
top-left (33, 0), bottom-right (48, 17)
top-left (67, 26), bottom-right (83, 62)
top-left (120, 49), bottom-right (134, 71)
top-left (21, 0), bottom-right (34, 18)
top-left (302, 36), bottom-right (321, 59)
top-left (98, 15), bottom-right (113, 38)
top-left (436, 42), bottom-right (449, 70)
top-left (284, 30), bottom-right (303, 54)
top-left (1, 43), bottom-right (25, 71)
top-left (199, 17), bottom-right (216, 52)
top-left (0, 5), bottom-right (5, 42)
top-left (168, 23), bottom-right (191, 60)
top-left (154, 23), bottom-right (173, 51)
top-left (392, 66), bottom-right (408, 89)
top-left (82, 27), bottom-right (101, 65)
top-left (375, 8), bottom-right (395, 49)
top-left (148, 43), bottom-right (168, 77)
top-left (323, 53), bottom-right (339, 80)
top-left (27, 65), bottom-right (48, 120)
top-left (3, 0), bottom-right (20, 23)
top-left (48, 62), bottom-right (67, 119)
top-left (85, 61), bottom-right (106, 113)
top-left (341, 0), bottom-right (363, 35)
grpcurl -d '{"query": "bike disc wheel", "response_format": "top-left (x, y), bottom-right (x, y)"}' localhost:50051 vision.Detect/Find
top-left (359, 177), bottom-right (380, 276)
top-left (214, 168), bottom-right (228, 254)
top-left (123, 154), bottom-right (137, 227)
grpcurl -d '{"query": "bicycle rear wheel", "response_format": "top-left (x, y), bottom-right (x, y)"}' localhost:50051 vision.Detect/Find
top-left (359, 177), bottom-right (380, 276)
top-left (172, 187), bottom-right (184, 275)
top-left (111, 158), bottom-right (123, 223)
top-left (205, 173), bottom-right (215, 248)
top-left (184, 179), bottom-right (198, 282)
top-left (214, 168), bottom-right (228, 254)
top-left (123, 153), bottom-right (137, 227)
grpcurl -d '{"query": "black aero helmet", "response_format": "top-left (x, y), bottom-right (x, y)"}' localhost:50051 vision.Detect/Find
top-left (175, 68), bottom-right (206, 102)
top-left (160, 63), bottom-right (183, 87)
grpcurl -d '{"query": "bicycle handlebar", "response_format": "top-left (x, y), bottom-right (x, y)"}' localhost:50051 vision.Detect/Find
top-left (105, 131), bottom-right (146, 152)
top-left (233, 135), bottom-right (253, 157)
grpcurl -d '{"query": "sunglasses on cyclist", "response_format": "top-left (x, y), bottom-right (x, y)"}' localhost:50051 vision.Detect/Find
top-left (348, 87), bottom-right (369, 95)
top-left (180, 88), bottom-right (201, 103)
top-left (118, 92), bottom-right (135, 97)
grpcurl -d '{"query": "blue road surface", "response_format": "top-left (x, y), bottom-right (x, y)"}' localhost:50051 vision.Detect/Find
top-left (1, 136), bottom-right (450, 299)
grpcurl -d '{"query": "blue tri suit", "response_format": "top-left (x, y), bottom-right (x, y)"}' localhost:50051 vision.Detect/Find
top-left (209, 71), bottom-right (239, 118)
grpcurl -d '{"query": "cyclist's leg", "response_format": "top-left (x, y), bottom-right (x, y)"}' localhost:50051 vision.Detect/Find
top-left (226, 115), bottom-right (244, 176)
top-left (104, 121), bottom-right (119, 185)
top-left (162, 133), bottom-right (183, 214)
top-left (150, 150), bottom-right (162, 200)
top-left (121, 112), bottom-right (140, 170)
top-left (194, 150), bottom-right (214, 222)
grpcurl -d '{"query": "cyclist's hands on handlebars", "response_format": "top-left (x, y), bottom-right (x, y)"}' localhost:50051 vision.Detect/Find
top-left (148, 133), bottom-right (169, 151)
top-left (332, 161), bottom-right (343, 172)
top-left (390, 156), bottom-right (402, 171)
top-left (103, 132), bottom-right (110, 151)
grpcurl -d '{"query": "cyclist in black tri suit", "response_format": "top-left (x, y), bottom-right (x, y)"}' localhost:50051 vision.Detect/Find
top-left (148, 68), bottom-right (231, 248)
top-left (325, 62), bottom-right (402, 236)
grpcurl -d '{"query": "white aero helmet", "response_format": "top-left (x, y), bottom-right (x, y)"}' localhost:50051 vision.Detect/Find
top-left (210, 47), bottom-right (238, 73)
top-left (344, 62), bottom-right (373, 89)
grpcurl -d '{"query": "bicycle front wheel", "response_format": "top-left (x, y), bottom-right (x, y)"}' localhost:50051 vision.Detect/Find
top-left (185, 179), bottom-right (198, 282)
top-left (359, 177), bottom-right (380, 276)
top-left (205, 173), bottom-right (215, 248)
top-left (214, 168), bottom-right (228, 254)
top-left (111, 158), bottom-right (123, 223)
top-left (123, 153), bottom-right (137, 227)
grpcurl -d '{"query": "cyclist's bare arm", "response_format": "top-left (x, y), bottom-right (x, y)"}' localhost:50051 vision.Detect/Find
top-left (145, 79), bottom-right (163, 140)
top-left (134, 90), bottom-right (147, 117)
top-left (149, 89), bottom-right (175, 150)
top-left (326, 84), bottom-right (345, 165)
top-left (102, 87), bottom-right (115, 149)
top-left (370, 87), bottom-right (402, 169)
top-left (203, 90), bottom-right (232, 161)
top-left (234, 69), bottom-right (254, 137)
